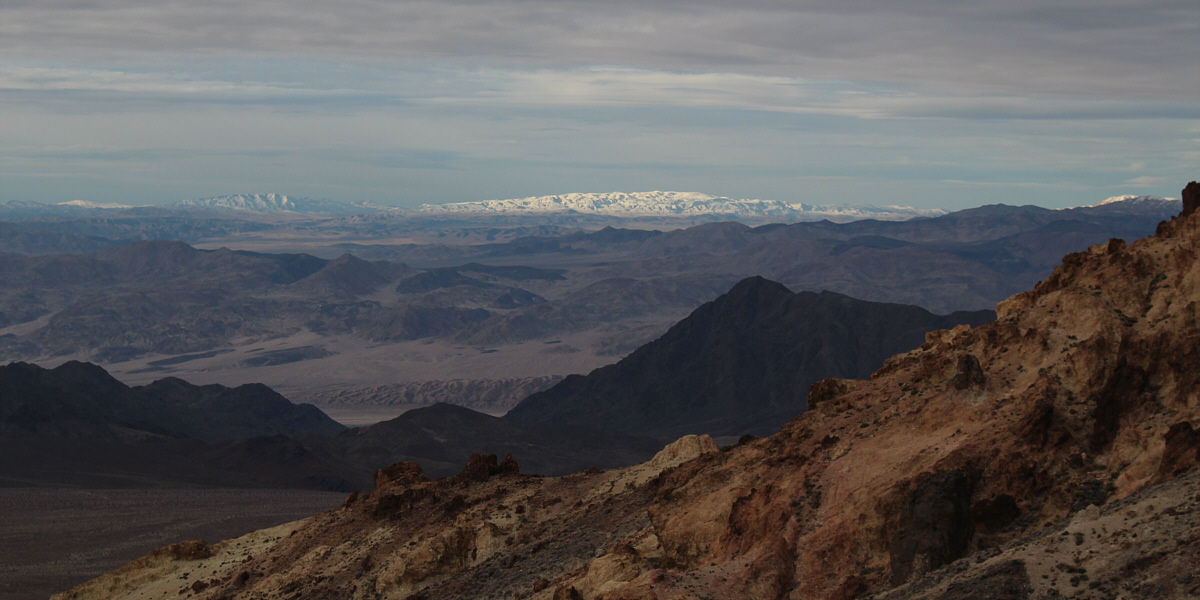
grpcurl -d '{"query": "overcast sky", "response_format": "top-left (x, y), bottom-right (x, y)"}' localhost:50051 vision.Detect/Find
top-left (1, 0), bottom-right (1197, 210)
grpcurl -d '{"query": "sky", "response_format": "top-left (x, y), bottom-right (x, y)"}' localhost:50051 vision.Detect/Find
top-left (1, 0), bottom-right (1197, 210)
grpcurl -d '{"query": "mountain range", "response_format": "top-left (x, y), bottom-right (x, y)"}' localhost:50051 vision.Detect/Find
top-left (50, 182), bottom-right (1200, 600)
top-left (0, 362), bottom-right (664, 490)
top-left (2, 192), bottom-right (1174, 225)
top-left (168, 194), bottom-right (395, 215)
top-left (1, 272), bottom-right (996, 489)
top-left (0, 194), bottom-right (1181, 413)
top-left (0, 194), bottom-right (394, 218)
top-left (413, 191), bottom-right (947, 221)
top-left (0, 361), bottom-right (343, 442)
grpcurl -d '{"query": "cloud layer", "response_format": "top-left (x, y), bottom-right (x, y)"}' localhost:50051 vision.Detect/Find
top-left (1, 0), bottom-right (1197, 208)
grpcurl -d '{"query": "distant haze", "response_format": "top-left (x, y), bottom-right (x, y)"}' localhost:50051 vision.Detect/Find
top-left (1, 1), bottom-right (1196, 210)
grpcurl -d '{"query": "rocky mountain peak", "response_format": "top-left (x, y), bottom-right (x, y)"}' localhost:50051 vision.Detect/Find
top-left (1181, 180), bottom-right (1199, 217)
top-left (717, 274), bottom-right (793, 303)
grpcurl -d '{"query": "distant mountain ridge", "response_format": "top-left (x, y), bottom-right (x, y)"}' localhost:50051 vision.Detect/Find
top-left (0, 361), bottom-right (663, 490)
top-left (0, 192), bottom-right (1177, 222)
top-left (167, 194), bottom-right (394, 215)
top-left (416, 191), bottom-right (946, 221)
top-left (0, 361), bottom-right (345, 442)
top-left (1083, 194), bottom-right (1181, 216)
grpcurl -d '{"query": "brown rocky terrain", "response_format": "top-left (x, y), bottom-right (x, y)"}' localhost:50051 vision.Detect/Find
top-left (52, 183), bottom-right (1200, 600)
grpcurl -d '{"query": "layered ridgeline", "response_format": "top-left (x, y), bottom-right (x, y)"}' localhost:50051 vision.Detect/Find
top-left (0, 361), bottom-right (344, 442)
top-left (57, 183), bottom-right (1200, 600)
top-left (0, 361), bottom-right (345, 488)
top-left (0, 362), bottom-right (662, 489)
top-left (0, 194), bottom-right (1178, 409)
top-left (506, 278), bottom-right (995, 439)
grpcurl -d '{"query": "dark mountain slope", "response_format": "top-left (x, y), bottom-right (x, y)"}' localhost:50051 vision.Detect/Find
top-left (286, 253), bottom-right (411, 297)
top-left (0, 362), bottom-right (662, 491)
top-left (0, 389), bottom-right (267, 488)
top-left (0, 222), bottom-right (122, 255)
top-left (330, 402), bottom-right (663, 479)
top-left (458, 274), bottom-right (739, 345)
top-left (506, 277), bottom-right (994, 438)
top-left (0, 361), bottom-right (344, 442)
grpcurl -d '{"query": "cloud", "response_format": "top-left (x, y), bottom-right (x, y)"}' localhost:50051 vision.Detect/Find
top-left (1122, 176), bottom-right (1168, 187)
top-left (0, 64), bottom-right (393, 109)
top-left (1, 0), bottom-right (1196, 209)
top-left (7, 62), bottom-right (1195, 124)
top-left (2, 0), bottom-right (1197, 101)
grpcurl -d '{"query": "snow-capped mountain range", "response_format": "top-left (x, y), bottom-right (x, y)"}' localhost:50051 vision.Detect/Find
top-left (57, 200), bottom-right (138, 210)
top-left (0, 192), bottom-right (1179, 221)
top-left (1082, 194), bottom-right (1180, 215)
top-left (168, 194), bottom-right (393, 215)
top-left (415, 191), bottom-right (947, 221)
top-left (1096, 194), bottom-right (1168, 206)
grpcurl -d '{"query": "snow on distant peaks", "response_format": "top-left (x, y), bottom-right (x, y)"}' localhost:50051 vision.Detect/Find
top-left (416, 191), bottom-right (945, 221)
top-left (173, 193), bottom-right (302, 212)
top-left (1095, 194), bottom-right (1176, 207)
top-left (170, 194), bottom-right (392, 215)
top-left (55, 200), bottom-right (137, 209)
top-left (1068, 194), bottom-right (1181, 219)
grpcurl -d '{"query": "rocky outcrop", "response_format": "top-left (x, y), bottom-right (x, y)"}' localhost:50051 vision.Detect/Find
top-left (455, 452), bottom-right (521, 482)
top-left (373, 461), bottom-right (428, 490)
top-left (888, 469), bottom-right (976, 585)
top-left (1182, 180), bottom-right (1199, 216)
top-left (870, 468), bottom-right (1200, 600)
top-left (54, 182), bottom-right (1200, 600)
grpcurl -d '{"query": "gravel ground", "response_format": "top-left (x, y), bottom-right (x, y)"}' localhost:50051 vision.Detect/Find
top-left (0, 488), bottom-right (345, 600)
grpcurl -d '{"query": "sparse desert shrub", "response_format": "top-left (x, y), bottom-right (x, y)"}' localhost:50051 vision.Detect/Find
top-left (166, 540), bottom-right (213, 561)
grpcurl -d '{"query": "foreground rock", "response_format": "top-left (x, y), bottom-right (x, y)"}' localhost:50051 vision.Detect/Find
top-left (55, 182), bottom-right (1200, 599)
top-left (54, 436), bottom-right (719, 600)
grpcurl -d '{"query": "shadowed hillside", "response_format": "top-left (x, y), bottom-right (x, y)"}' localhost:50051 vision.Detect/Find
top-left (506, 277), bottom-right (995, 438)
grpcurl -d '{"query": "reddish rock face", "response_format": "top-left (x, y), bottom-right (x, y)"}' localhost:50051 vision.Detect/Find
top-left (453, 452), bottom-right (521, 482)
top-left (373, 461), bottom-right (427, 490)
top-left (1155, 422), bottom-right (1200, 483)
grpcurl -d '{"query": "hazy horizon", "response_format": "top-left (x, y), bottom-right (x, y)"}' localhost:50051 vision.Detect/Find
top-left (2, 1), bottom-right (1197, 211)
top-left (2, 188), bottom-right (1185, 212)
